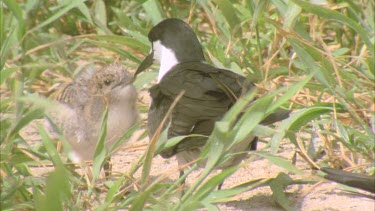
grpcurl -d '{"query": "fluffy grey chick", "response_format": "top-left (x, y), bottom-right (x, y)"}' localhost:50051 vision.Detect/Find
top-left (46, 64), bottom-right (138, 163)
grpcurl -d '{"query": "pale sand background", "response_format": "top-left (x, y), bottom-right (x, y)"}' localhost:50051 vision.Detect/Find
top-left (22, 122), bottom-right (375, 211)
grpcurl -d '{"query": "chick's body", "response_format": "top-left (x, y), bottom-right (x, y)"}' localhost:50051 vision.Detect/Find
top-left (46, 64), bottom-right (138, 162)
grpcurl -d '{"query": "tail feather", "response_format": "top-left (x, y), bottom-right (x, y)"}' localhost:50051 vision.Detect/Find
top-left (260, 108), bottom-right (291, 125)
top-left (321, 167), bottom-right (375, 193)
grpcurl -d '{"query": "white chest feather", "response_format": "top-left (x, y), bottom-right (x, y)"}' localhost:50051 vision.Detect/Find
top-left (153, 41), bottom-right (179, 82)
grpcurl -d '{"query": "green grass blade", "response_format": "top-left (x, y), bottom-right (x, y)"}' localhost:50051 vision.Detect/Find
top-left (94, 35), bottom-right (149, 53)
top-left (92, 105), bottom-right (109, 182)
top-left (38, 125), bottom-right (64, 168)
top-left (215, 0), bottom-right (242, 35)
top-left (269, 173), bottom-right (294, 211)
top-left (0, 67), bottom-right (17, 85)
top-left (142, 0), bottom-right (165, 25)
top-left (30, 0), bottom-right (88, 33)
top-left (292, 0), bottom-right (374, 56)
top-left (3, 0), bottom-right (25, 39)
top-left (270, 104), bottom-right (339, 153)
top-left (252, 152), bottom-right (302, 174)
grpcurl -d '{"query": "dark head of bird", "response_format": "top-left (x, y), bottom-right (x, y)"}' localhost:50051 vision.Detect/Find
top-left (135, 18), bottom-right (205, 77)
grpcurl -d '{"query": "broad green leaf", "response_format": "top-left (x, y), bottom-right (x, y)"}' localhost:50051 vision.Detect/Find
top-left (94, 0), bottom-right (106, 26)
top-left (3, 0), bottom-right (25, 39)
top-left (86, 39), bottom-right (141, 63)
top-left (142, 0), bottom-right (165, 25)
top-left (251, 152), bottom-right (302, 174)
top-left (270, 105), bottom-right (337, 153)
top-left (92, 105), bottom-right (109, 182)
top-left (38, 126), bottom-right (64, 168)
top-left (8, 108), bottom-right (44, 140)
top-left (267, 72), bottom-right (314, 113)
top-left (105, 177), bottom-right (124, 203)
top-left (283, 2), bottom-right (302, 30)
top-left (233, 95), bottom-right (272, 143)
top-left (222, 89), bottom-right (257, 124)
top-left (205, 121), bottom-right (230, 170)
top-left (207, 178), bottom-right (270, 203)
top-left (30, 0), bottom-right (86, 32)
top-left (271, 0), bottom-right (287, 15)
top-left (0, 27), bottom-right (17, 69)
top-left (251, 125), bottom-right (276, 137)
top-left (289, 40), bottom-right (333, 88)
top-left (76, 0), bottom-right (93, 23)
top-left (34, 166), bottom-right (71, 211)
top-left (189, 165), bottom-right (238, 202)
top-left (0, 67), bottom-right (17, 85)
top-left (292, 0), bottom-right (374, 56)
top-left (107, 121), bottom-right (143, 157)
top-left (215, 0), bottom-right (242, 35)
top-left (94, 35), bottom-right (149, 53)
top-left (270, 173), bottom-right (293, 211)
top-left (251, 0), bottom-right (268, 28)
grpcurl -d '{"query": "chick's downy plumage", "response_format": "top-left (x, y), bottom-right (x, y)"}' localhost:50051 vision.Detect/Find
top-left (46, 64), bottom-right (138, 162)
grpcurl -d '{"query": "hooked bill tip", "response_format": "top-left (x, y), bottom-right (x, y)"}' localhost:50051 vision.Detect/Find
top-left (134, 52), bottom-right (154, 77)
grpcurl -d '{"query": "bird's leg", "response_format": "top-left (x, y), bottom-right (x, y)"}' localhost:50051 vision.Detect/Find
top-left (103, 157), bottom-right (112, 178)
top-left (250, 137), bottom-right (258, 151)
top-left (179, 170), bottom-right (186, 195)
top-left (218, 181), bottom-right (224, 190)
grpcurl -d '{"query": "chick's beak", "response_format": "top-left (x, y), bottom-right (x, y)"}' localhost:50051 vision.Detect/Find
top-left (134, 51), bottom-right (154, 77)
top-left (113, 77), bottom-right (133, 89)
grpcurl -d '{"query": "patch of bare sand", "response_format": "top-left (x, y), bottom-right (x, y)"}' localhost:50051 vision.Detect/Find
top-left (110, 135), bottom-right (375, 210)
top-left (21, 120), bottom-right (375, 210)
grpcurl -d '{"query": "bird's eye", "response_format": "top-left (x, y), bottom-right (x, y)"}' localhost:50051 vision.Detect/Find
top-left (104, 79), bottom-right (112, 86)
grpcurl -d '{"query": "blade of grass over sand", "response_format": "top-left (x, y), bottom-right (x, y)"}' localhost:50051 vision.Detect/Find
top-left (130, 91), bottom-right (185, 211)
top-left (292, 0), bottom-right (374, 56)
top-left (33, 127), bottom-right (72, 211)
top-left (38, 126), bottom-right (65, 171)
top-left (177, 73), bottom-right (314, 207)
top-left (94, 35), bottom-right (149, 53)
top-left (107, 120), bottom-right (143, 157)
top-left (90, 105), bottom-right (109, 186)
top-left (270, 105), bottom-right (337, 153)
top-left (178, 94), bottom-right (275, 205)
top-left (29, 0), bottom-right (92, 33)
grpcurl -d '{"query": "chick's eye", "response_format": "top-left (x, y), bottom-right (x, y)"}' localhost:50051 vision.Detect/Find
top-left (104, 79), bottom-right (112, 86)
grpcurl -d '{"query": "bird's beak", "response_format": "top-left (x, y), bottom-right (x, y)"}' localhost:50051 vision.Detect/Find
top-left (134, 51), bottom-right (154, 77)
top-left (114, 77), bottom-right (133, 89)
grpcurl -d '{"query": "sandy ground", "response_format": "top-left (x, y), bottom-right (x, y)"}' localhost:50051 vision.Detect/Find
top-left (113, 138), bottom-right (375, 211)
top-left (21, 122), bottom-right (375, 211)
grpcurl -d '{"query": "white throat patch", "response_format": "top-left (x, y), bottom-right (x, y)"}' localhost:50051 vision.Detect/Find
top-left (153, 40), bottom-right (178, 82)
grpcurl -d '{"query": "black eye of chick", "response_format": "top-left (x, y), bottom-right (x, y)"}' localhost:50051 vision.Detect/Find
top-left (104, 79), bottom-right (112, 86)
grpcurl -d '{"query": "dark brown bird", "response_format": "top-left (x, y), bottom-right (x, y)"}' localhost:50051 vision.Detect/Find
top-left (135, 18), bottom-right (290, 187)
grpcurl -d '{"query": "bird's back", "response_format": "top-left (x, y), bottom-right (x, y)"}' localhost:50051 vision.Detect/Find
top-left (148, 62), bottom-right (254, 159)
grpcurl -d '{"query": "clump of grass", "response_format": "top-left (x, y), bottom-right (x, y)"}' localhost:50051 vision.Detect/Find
top-left (1, 0), bottom-right (373, 210)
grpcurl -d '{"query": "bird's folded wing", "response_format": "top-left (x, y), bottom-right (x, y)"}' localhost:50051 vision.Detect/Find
top-left (148, 86), bottom-right (171, 138)
top-left (157, 62), bottom-right (250, 104)
top-left (149, 62), bottom-right (290, 158)
top-left (50, 83), bottom-right (79, 106)
top-left (51, 66), bottom-right (96, 107)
